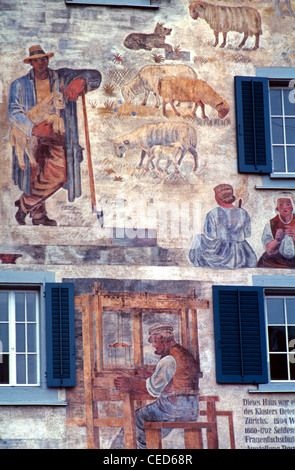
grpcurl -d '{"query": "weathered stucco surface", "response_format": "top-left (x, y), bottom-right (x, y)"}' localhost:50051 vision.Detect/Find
top-left (1, 0), bottom-right (295, 449)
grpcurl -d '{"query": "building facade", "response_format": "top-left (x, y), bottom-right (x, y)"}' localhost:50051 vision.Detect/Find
top-left (1, 0), bottom-right (295, 449)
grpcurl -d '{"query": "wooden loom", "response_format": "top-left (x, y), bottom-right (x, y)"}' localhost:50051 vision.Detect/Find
top-left (69, 282), bottom-right (234, 449)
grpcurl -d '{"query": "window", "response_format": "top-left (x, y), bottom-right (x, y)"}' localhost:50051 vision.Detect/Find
top-left (235, 69), bottom-right (295, 186)
top-left (0, 271), bottom-right (76, 405)
top-left (213, 283), bottom-right (295, 391)
top-left (269, 83), bottom-right (295, 176)
top-left (0, 289), bottom-right (40, 386)
top-left (265, 294), bottom-right (295, 382)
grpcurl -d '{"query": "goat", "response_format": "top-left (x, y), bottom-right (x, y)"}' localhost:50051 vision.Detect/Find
top-left (10, 91), bottom-right (65, 170)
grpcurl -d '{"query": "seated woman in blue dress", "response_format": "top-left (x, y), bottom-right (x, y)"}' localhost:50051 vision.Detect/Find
top-left (189, 184), bottom-right (257, 269)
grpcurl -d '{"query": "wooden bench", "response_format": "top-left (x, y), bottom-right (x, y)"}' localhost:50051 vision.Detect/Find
top-left (144, 420), bottom-right (217, 449)
top-left (144, 396), bottom-right (235, 449)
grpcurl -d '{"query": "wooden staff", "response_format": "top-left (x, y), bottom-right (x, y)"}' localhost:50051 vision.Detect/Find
top-left (81, 89), bottom-right (104, 226)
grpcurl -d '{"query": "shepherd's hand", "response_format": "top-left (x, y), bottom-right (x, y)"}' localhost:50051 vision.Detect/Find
top-left (32, 121), bottom-right (53, 138)
top-left (65, 78), bottom-right (86, 101)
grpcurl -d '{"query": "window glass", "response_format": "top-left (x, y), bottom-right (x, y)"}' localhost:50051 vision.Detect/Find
top-left (283, 89), bottom-right (295, 116)
top-left (286, 298), bottom-right (295, 323)
top-left (0, 293), bottom-right (8, 321)
top-left (270, 354), bottom-right (288, 380)
top-left (15, 292), bottom-right (25, 321)
top-left (266, 297), bottom-right (284, 324)
top-left (287, 147), bottom-right (295, 172)
top-left (270, 89), bottom-right (282, 115)
top-left (272, 117), bottom-right (284, 144)
top-left (268, 326), bottom-right (286, 352)
top-left (265, 296), bottom-right (295, 382)
top-left (286, 118), bottom-right (295, 144)
top-left (273, 146), bottom-right (285, 172)
top-left (27, 293), bottom-right (36, 322)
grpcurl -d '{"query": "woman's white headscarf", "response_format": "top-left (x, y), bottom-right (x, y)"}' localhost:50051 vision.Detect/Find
top-left (274, 191), bottom-right (295, 214)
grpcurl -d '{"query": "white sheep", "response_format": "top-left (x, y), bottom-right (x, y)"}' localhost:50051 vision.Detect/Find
top-left (121, 64), bottom-right (198, 108)
top-left (189, 1), bottom-right (262, 50)
top-left (144, 145), bottom-right (186, 173)
top-left (114, 121), bottom-right (198, 172)
top-left (10, 91), bottom-right (65, 170)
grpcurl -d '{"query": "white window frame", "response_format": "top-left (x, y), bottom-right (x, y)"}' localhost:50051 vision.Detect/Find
top-left (251, 275), bottom-right (295, 393)
top-left (0, 289), bottom-right (40, 386)
top-left (269, 84), bottom-right (295, 178)
top-left (255, 67), bottom-right (295, 190)
top-left (264, 294), bottom-right (295, 383)
top-left (0, 271), bottom-right (66, 405)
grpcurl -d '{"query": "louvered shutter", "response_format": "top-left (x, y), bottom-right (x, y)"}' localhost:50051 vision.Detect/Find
top-left (213, 286), bottom-right (268, 384)
top-left (45, 283), bottom-right (76, 387)
top-left (235, 76), bottom-right (272, 173)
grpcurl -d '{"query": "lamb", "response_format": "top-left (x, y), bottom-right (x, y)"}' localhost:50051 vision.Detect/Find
top-left (114, 121), bottom-right (198, 172)
top-left (158, 76), bottom-right (230, 119)
top-left (189, 1), bottom-right (262, 50)
top-left (9, 91), bottom-right (65, 170)
top-left (144, 146), bottom-right (187, 173)
top-left (121, 64), bottom-right (198, 108)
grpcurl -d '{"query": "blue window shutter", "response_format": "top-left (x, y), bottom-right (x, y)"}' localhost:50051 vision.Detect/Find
top-left (45, 283), bottom-right (76, 387)
top-left (235, 76), bottom-right (272, 173)
top-left (213, 286), bottom-right (268, 384)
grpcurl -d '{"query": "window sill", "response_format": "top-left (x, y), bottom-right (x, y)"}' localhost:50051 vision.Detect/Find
top-left (256, 175), bottom-right (295, 189)
top-left (270, 173), bottom-right (295, 179)
top-left (248, 383), bottom-right (295, 393)
top-left (0, 386), bottom-right (67, 405)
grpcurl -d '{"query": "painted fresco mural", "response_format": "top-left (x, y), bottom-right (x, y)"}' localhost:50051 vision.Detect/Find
top-left (1, 0), bottom-right (295, 451)
top-left (65, 278), bottom-right (235, 449)
top-left (189, 183), bottom-right (257, 269)
top-left (2, 0), bottom-right (294, 271)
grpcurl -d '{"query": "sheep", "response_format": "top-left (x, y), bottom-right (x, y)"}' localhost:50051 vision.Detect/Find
top-left (144, 146), bottom-right (187, 173)
top-left (189, 1), bottom-right (262, 50)
top-left (121, 64), bottom-right (198, 108)
top-left (114, 121), bottom-right (198, 172)
top-left (9, 91), bottom-right (65, 170)
top-left (158, 76), bottom-right (230, 119)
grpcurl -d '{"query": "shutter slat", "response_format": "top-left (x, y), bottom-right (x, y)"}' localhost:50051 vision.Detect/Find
top-left (235, 76), bottom-right (272, 173)
top-left (213, 286), bottom-right (268, 384)
top-left (46, 283), bottom-right (76, 387)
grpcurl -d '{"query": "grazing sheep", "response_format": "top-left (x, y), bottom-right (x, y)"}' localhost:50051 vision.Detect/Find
top-left (189, 1), bottom-right (262, 50)
top-left (158, 76), bottom-right (229, 119)
top-left (114, 121), bottom-right (198, 171)
top-left (121, 64), bottom-right (198, 108)
top-left (10, 91), bottom-right (65, 170)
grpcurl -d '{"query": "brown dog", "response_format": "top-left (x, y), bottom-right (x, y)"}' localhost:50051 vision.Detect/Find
top-left (124, 23), bottom-right (173, 53)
